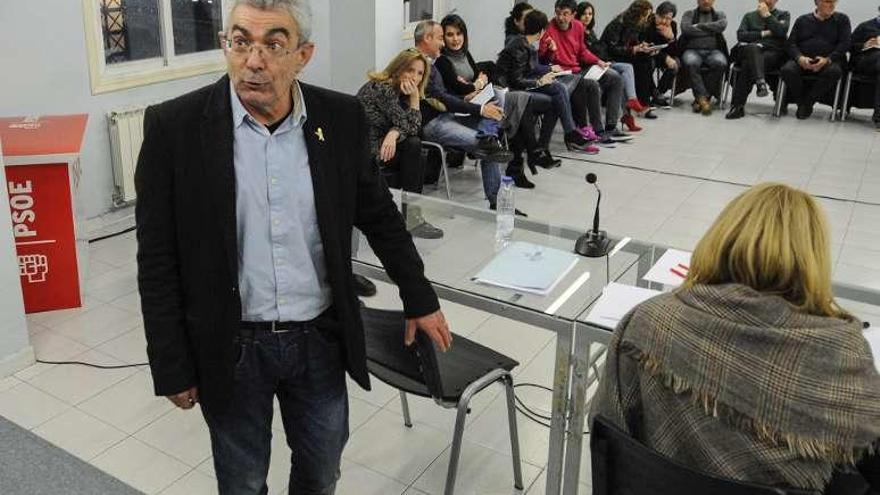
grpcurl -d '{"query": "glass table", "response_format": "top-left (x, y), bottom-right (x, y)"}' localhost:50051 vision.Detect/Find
top-left (352, 191), bottom-right (880, 495)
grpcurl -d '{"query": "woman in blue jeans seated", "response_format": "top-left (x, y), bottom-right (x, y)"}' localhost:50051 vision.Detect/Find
top-left (592, 183), bottom-right (880, 494)
top-left (496, 9), bottom-right (597, 154)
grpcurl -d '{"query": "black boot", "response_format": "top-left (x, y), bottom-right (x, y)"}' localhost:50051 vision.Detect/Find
top-left (725, 105), bottom-right (745, 120)
top-left (530, 149), bottom-right (561, 169)
top-left (476, 135), bottom-right (514, 162)
top-left (512, 173), bottom-right (535, 189)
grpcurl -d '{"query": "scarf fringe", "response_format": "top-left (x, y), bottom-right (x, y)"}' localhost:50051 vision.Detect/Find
top-left (621, 343), bottom-right (875, 468)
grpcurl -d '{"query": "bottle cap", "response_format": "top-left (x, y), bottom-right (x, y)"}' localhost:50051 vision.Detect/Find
top-left (501, 176), bottom-right (514, 184)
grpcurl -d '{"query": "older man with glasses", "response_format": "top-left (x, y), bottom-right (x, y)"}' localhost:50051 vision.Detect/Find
top-left (135, 1), bottom-right (452, 493)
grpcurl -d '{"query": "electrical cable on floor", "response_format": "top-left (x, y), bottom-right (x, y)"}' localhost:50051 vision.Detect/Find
top-left (35, 359), bottom-right (147, 369)
top-left (513, 382), bottom-right (590, 435)
top-left (88, 225), bottom-right (136, 244)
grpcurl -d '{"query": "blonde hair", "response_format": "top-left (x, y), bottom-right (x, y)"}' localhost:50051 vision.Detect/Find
top-left (368, 49), bottom-right (431, 98)
top-left (683, 183), bottom-right (849, 319)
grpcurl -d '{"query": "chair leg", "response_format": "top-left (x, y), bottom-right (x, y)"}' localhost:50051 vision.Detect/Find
top-left (830, 78), bottom-right (843, 122)
top-left (841, 72), bottom-right (853, 122)
top-left (503, 375), bottom-right (524, 490)
top-left (670, 73), bottom-right (677, 107)
top-left (399, 390), bottom-right (413, 428)
top-left (444, 395), bottom-right (472, 495)
top-left (440, 148), bottom-right (452, 200)
top-left (773, 79), bottom-right (786, 118)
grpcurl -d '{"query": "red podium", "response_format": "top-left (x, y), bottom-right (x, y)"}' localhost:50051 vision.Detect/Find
top-left (0, 115), bottom-right (88, 313)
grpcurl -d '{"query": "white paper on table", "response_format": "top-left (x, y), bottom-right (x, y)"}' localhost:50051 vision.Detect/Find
top-left (864, 326), bottom-right (880, 373)
top-left (583, 65), bottom-right (608, 81)
top-left (642, 248), bottom-right (692, 287)
top-left (472, 241), bottom-right (580, 296)
top-left (584, 282), bottom-right (663, 328)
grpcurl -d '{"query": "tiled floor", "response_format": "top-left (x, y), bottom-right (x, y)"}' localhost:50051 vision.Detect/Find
top-left (2, 100), bottom-right (879, 495)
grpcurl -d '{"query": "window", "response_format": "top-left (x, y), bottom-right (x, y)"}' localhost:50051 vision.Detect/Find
top-left (402, 0), bottom-right (444, 38)
top-left (84, 0), bottom-right (228, 94)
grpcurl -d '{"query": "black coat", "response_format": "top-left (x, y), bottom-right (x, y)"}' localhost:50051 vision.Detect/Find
top-left (135, 76), bottom-right (439, 413)
top-left (496, 35), bottom-right (551, 90)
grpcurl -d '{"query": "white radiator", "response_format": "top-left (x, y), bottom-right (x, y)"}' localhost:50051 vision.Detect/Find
top-left (108, 105), bottom-right (147, 205)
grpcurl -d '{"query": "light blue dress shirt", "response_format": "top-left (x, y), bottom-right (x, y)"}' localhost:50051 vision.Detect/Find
top-left (230, 82), bottom-right (332, 322)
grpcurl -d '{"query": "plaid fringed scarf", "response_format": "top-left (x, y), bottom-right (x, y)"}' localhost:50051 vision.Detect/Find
top-left (590, 283), bottom-right (880, 492)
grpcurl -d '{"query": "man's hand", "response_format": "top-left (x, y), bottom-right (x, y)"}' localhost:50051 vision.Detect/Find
top-left (761, 29), bottom-right (771, 38)
top-left (167, 387), bottom-right (199, 410)
top-left (659, 25), bottom-right (674, 40)
top-left (405, 310), bottom-right (453, 352)
top-left (797, 55), bottom-right (812, 70)
top-left (757, 1), bottom-right (770, 18)
top-left (632, 42), bottom-right (651, 54)
top-left (481, 102), bottom-right (505, 121)
top-left (598, 60), bottom-right (611, 69)
top-left (550, 64), bottom-right (564, 73)
top-left (812, 56), bottom-right (830, 71)
top-left (865, 37), bottom-right (880, 50)
top-left (665, 55), bottom-right (679, 70)
top-left (379, 130), bottom-right (399, 162)
top-left (546, 38), bottom-right (558, 52)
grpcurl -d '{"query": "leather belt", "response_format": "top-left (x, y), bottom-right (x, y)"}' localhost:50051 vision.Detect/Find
top-left (239, 320), bottom-right (306, 333)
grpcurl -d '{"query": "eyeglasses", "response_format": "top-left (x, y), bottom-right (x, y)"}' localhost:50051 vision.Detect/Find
top-left (221, 36), bottom-right (295, 59)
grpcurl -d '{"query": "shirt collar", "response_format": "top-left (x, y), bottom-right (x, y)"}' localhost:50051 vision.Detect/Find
top-left (230, 79), bottom-right (307, 130)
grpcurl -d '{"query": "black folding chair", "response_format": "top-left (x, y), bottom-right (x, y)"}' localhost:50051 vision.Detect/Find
top-left (361, 307), bottom-right (523, 495)
top-left (590, 415), bottom-right (815, 495)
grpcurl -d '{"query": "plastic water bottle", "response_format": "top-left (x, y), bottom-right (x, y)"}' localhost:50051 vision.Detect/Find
top-left (494, 176), bottom-right (516, 252)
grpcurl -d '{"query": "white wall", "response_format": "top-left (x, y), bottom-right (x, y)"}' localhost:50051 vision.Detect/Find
top-left (0, 0), bottom-right (331, 222)
top-left (450, 0), bottom-right (513, 63)
top-left (0, 142), bottom-right (32, 377)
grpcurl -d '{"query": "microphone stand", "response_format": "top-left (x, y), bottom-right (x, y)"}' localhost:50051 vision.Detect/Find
top-left (575, 182), bottom-right (611, 258)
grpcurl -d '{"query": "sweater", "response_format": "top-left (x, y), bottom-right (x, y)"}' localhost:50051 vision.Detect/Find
top-left (435, 48), bottom-right (479, 96)
top-left (538, 18), bottom-right (601, 72)
top-left (737, 8), bottom-right (790, 51)
top-left (591, 283), bottom-right (880, 492)
top-left (681, 8), bottom-right (727, 51)
top-left (355, 80), bottom-right (421, 158)
top-left (851, 17), bottom-right (880, 60)
top-left (787, 12), bottom-right (852, 64)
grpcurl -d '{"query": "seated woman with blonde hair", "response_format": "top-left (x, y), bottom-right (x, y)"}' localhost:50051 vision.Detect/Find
top-left (591, 183), bottom-right (880, 493)
top-left (357, 48), bottom-right (442, 239)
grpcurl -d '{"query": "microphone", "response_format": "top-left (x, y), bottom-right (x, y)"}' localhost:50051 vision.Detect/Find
top-left (575, 173), bottom-right (612, 258)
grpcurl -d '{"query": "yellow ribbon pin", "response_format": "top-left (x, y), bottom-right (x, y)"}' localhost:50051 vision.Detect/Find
top-left (315, 128), bottom-right (325, 142)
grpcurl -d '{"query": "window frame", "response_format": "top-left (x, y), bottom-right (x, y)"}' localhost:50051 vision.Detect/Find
top-left (402, 0), bottom-right (445, 39)
top-left (82, 0), bottom-right (230, 95)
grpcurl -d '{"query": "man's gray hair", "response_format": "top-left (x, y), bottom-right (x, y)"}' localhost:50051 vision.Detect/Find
top-left (413, 20), bottom-right (440, 45)
top-left (227, 0), bottom-right (313, 44)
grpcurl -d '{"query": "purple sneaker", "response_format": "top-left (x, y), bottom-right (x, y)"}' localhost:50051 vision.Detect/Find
top-left (577, 125), bottom-right (599, 142)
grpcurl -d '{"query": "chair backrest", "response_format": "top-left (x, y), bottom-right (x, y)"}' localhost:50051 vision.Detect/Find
top-left (359, 307), bottom-right (444, 398)
top-left (590, 415), bottom-right (814, 495)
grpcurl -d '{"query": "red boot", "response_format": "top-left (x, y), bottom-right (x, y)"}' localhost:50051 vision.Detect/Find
top-left (621, 114), bottom-right (642, 132)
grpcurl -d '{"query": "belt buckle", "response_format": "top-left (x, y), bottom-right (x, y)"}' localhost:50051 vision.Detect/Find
top-left (270, 321), bottom-right (289, 334)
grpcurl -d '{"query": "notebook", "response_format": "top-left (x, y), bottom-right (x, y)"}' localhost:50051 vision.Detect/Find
top-left (472, 241), bottom-right (579, 296)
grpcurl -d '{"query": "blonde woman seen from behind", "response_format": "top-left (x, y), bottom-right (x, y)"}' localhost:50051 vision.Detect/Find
top-left (591, 183), bottom-right (880, 493)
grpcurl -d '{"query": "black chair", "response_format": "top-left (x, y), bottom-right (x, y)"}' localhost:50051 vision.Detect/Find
top-left (840, 70), bottom-right (877, 122)
top-left (590, 415), bottom-right (815, 495)
top-left (360, 307), bottom-right (523, 495)
top-left (773, 74), bottom-right (844, 121)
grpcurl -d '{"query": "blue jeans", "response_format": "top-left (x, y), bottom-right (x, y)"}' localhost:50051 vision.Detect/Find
top-left (532, 79), bottom-right (577, 133)
top-left (202, 322), bottom-right (348, 495)
top-left (611, 62), bottom-right (637, 101)
top-left (682, 49), bottom-right (728, 98)
top-left (423, 114), bottom-right (503, 206)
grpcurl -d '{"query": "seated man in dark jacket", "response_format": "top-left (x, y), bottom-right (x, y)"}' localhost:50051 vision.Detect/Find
top-left (851, 8), bottom-right (880, 129)
top-left (726, 0), bottom-right (790, 119)
top-left (780, 0), bottom-right (851, 120)
top-left (679, 0), bottom-right (729, 115)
